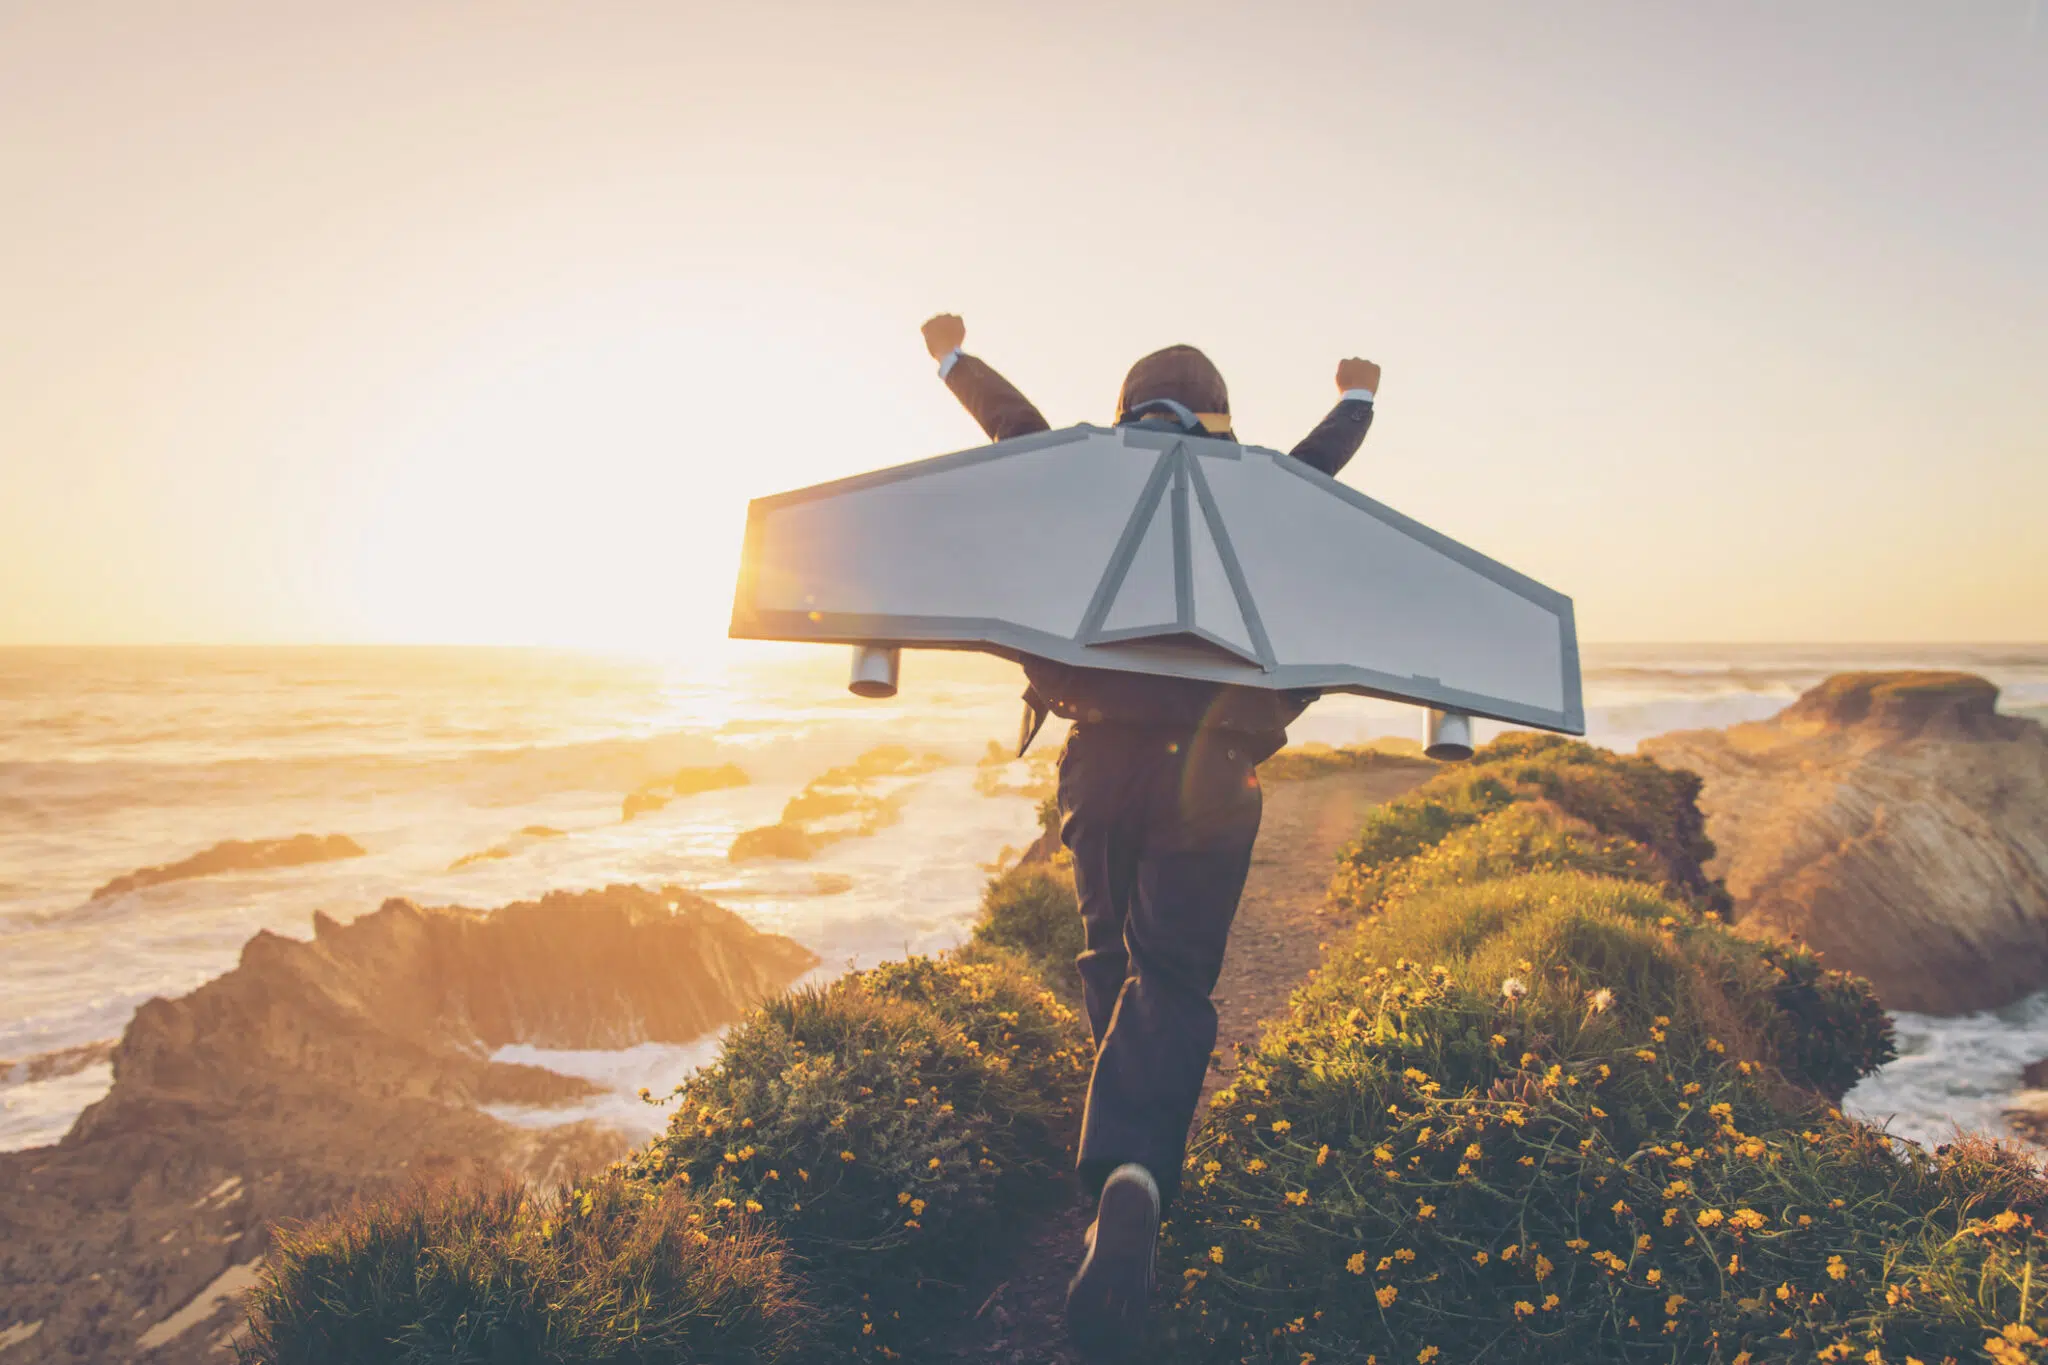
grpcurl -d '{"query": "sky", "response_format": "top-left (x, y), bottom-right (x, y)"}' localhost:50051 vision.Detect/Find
top-left (1, 0), bottom-right (2043, 650)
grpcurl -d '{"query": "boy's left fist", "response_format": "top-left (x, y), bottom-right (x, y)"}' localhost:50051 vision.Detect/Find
top-left (1335, 357), bottom-right (1381, 394)
top-left (922, 314), bottom-right (966, 360)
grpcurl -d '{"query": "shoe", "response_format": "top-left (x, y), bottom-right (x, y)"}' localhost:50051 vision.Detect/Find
top-left (1065, 1162), bottom-right (1160, 1359)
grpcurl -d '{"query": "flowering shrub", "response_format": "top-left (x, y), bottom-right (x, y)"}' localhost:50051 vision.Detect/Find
top-left (624, 947), bottom-right (1089, 1352)
top-left (1157, 744), bottom-right (2048, 1365)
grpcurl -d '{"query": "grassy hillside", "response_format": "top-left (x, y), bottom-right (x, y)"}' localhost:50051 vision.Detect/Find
top-left (247, 735), bottom-right (2048, 1365)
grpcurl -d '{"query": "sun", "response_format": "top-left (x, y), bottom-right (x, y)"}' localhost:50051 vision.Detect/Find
top-left (333, 287), bottom-right (922, 656)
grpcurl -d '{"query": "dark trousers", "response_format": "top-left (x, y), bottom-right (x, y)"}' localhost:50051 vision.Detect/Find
top-left (1058, 723), bottom-right (1263, 1210)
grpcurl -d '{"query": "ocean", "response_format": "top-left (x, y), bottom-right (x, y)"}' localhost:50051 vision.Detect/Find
top-left (3, 643), bottom-right (2046, 1156)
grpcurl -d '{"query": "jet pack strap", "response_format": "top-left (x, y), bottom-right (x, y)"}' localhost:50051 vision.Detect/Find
top-left (1017, 687), bottom-right (1052, 759)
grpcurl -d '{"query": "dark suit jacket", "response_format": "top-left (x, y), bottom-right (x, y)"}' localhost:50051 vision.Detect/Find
top-left (942, 353), bottom-right (1374, 476)
top-left (938, 351), bottom-right (1377, 751)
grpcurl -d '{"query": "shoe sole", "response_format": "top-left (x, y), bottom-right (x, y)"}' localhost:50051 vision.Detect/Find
top-left (1065, 1172), bottom-right (1158, 1358)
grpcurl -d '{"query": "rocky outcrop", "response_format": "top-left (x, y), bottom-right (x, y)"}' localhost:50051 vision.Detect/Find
top-left (1641, 672), bottom-right (2048, 1015)
top-left (728, 745), bottom-right (943, 861)
top-left (0, 885), bottom-right (816, 1364)
top-left (0, 1040), bottom-right (115, 1086)
top-left (623, 763), bottom-right (750, 821)
top-left (90, 833), bottom-right (365, 900)
top-left (447, 825), bottom-right (566, 871)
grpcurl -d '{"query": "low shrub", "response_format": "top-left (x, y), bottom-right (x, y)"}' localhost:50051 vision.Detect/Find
top-left (621, 949), bottom-right (1089, 1353)
top-left (244, 1176), bottom-right (804, 1364)
top-left (972, 860), bottom-right (1084, 974)
top-left (1331, 734), bottom-right (1732, 919)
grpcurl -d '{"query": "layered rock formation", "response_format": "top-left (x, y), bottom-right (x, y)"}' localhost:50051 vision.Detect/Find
top-left (0, 885), bottom-right (816, 1364)
top-left (1641, 672), bottom-right (2048, 1015)
top-left (90, 833), bottom-right (365, 901)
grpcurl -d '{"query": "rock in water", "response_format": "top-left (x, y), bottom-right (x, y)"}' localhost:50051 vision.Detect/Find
top-left (1641, 672), bottom-right (2048, 1014)
top-left (90, 833), bottom-right (365, 900)
top-left (0, 884), bottom-right (817, 1364)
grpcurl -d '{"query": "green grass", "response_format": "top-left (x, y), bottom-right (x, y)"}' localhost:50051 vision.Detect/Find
top-left (971, 860), bottom-right (1083, 977)
top-left (245, 1176), bottom-right (805, 1364)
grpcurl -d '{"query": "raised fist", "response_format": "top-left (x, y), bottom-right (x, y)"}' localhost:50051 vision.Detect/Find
top-left (1335, 357), bottom-right (1381, 394)
top-left (921, 313), bottom-right (966, 361)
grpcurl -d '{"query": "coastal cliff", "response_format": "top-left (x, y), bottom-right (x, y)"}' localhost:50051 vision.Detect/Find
top-left (0, 885), bottom-right (815, 1364)
top-left (1640, 671), bottom-right (2048, 1014)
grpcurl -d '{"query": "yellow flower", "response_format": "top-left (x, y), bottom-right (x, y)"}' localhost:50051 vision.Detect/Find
top-left (1727, 1253), bottom-right (1740, 1274)
top-left (1347, 1251), bottom-right (1368, 1275)
top-left (1543, 1294), bottom-right (1559, 1310)
top-left (1513, 1300), bottom-right (1535, 1318)
top-left (1827, 1254), bottom-right (1847, 1281)
top-left (1612, 1199), bottom-right (1631, 1216)
top-left (1417, 1348), bottom-right (1440, 1365)
top-left (1395, 1247), bottom-right (1417, 1262)
top-left (1647, 1268), bottom-right (1662, 1285)
top-left (1665, 1294), bottom-right (1685, 1315)
top-left (745, 1199), bottom-right (763, 1213)
top-left (1287, 1190), bottom-right (1310, 1206)
top-left (1248, 1158), bottom-right (1268, 1173)
top-left (1637, 1235), bottom-right (1653, 1253)
top-left (1416, 1201), bottom-right (1437, 1220)
top-left (1566, 1238), bottom-right (1589, 1252)
top-left (1776, 1283), bottom-right (1793, 1302)
top-left (841, 1150), bottom-right (856, 1162)
top-left (1534, 1254), bottom-right (1554, 1281)
top-left (1377, 1256), bottom-right (1394, 1272)
top-left (1377, 1284), bottom-right (1399, 1307)
top-left (1271, 1119), bottom-right (1293, 1133)
top-left (1209, 1246), bottom-right (1225, 1264)
top-left (1317, 1144), bottom-right (1330, 1167)
top-left (1464, 1143), bottom-right (1483, 1160)
top-left (1473, 1250), bottom-right (1490, 1265)
top-left (911, 1198), bottom-right (926, 1215)
top-left (1696, 1208), bottom-right (1725, 1228)
top-left (1730, 1208), bottom-right (1767, 1230)
top-left (1635, 1049), bottom-right (1657, 1062)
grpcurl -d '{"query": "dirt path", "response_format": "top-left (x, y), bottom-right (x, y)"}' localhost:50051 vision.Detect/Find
top-left (928, 764), bottom-right (1433, 1363)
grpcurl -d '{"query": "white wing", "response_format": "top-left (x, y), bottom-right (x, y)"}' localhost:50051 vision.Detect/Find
top-left (731, 425), bottom-right (1582, 733)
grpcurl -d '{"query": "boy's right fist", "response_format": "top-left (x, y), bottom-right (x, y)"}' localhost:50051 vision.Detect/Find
top-left (1335, 357), bottom-right (1381, 394)
top-left (922, 314), bottom-right (966, 360)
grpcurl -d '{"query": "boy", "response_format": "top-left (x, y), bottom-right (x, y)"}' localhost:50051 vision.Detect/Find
top-left (921, 314), bottom-right (1379, 1355)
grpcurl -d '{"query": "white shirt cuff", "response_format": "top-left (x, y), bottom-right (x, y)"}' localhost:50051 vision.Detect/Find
top-left (1340, 387), bottom-right (1376, 404)
top-left (937, 348), bottom-right (962, 379)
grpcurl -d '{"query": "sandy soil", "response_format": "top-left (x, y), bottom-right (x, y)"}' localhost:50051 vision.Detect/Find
top-left (929, 764), bottom-right (1433, 1363)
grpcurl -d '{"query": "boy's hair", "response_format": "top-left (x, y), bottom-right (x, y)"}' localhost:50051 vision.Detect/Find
top-left (1117, 345), bottom-right (1230, 428)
